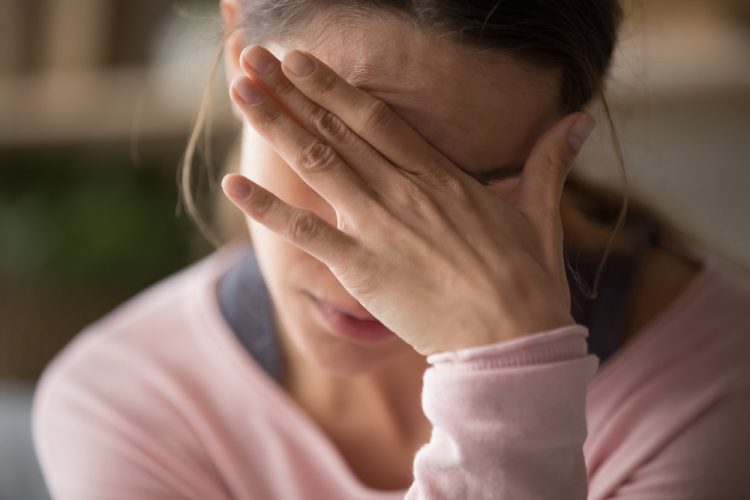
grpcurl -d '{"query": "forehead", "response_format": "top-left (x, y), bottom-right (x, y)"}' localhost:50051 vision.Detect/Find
top-left (280, 12), bottom-right (562, 170)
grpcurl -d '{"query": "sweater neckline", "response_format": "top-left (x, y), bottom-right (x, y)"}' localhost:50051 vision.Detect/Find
top-left (587, 231), bottom-right (722, 393)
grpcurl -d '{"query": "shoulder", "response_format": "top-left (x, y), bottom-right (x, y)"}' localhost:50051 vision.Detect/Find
top-left (34, 240), bottom-right (248, 402)
top-left (31, 241), bottom-right (250, 499)
top-left (587, 246), bottom-right (750, 498)
top-left (693, 252), bottom-right (750, 370)
top-left (637, 235), bottom-right (750, 371)
top-left (612, 387), bottom-right (750, 499)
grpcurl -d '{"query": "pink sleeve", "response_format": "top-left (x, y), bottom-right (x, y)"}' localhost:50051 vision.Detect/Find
top-left (406, 324), bottom-right (599, 499)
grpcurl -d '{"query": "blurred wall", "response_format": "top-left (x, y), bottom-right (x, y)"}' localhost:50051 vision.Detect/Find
top-left (1, 0), bottom-right (749, 380)
top-left (0, 0), bottom-right (228, 381)
top-left (576, 0), bottom-right (750, 274)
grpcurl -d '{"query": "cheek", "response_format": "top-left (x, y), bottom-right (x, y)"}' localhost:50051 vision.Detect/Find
top-left (241, 137), bottom-right (315, 203)
top-left (240, 134), bottom-right (337, 223)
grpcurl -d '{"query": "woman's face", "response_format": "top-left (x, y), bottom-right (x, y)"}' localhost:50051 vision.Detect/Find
top-left (232, 13), bottom-right (562, 375)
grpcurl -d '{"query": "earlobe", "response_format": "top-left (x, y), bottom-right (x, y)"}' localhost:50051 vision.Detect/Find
top-left (220, 0), bottom-right (249, 122)
top-left (220, 0), bottom-right (247, 82)
top-left (220, 0), bottom-right (239, 32)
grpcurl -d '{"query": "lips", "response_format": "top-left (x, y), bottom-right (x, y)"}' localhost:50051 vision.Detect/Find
top-left (316, 298), bottom-right (377, 321)
top-left (307, 294), bottom-right (395, 343)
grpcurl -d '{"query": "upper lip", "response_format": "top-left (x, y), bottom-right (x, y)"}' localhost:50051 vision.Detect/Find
top-left (310, 295), bottom-right (378, 321)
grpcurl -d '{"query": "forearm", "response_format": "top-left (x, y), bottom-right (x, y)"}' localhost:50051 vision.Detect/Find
top-left (406, 324), bottom-right (598, 499)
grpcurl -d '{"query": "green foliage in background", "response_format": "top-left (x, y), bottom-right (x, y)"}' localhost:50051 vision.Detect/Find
top-left (0, 145), bottom-right (202, 290)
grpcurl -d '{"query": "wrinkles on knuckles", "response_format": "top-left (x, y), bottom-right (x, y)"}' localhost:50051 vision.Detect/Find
top-left (310, 107), bottom-right (350, 145)
top-left (360, 98), bottom-right (393, 132)
top-left (393, 175), bottom-right (433, 209)
top-left (296, 141), bottom-right (339, 174)
top-left (315, 70), bottom-right (338, 97)
top-left (287, 210), bottom-right (320, 242)
top-left (544, 150), bottom-right (572, 178)
top-left (244, 99), bottom-right (284, 128)
top-left (270, 76), bottom-right (298, 101)
top-left (415, 167), bottom-right (467, 197)
top-left (245, 187), bottom-right (276, 219)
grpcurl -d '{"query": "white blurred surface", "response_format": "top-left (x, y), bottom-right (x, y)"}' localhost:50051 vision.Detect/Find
top-left (0, 382), bottom-right (50, 500)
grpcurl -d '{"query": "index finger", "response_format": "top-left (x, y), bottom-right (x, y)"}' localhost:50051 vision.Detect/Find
top-left (229, 75), bottom-right (378, 219)
top-left (280, 49), bottom-right (450, 175)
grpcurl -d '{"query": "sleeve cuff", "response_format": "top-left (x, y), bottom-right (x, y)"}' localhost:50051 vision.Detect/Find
top-left (426, 323), bottom-right (590, 370)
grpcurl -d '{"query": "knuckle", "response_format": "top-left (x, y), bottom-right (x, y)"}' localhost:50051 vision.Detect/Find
top-left (249, 188), bottom-right (275, 218)
top-left (273, 77), bottom-right (297, 100)
top-left (361, 99), bottom-right (393, 131)
top-left (441, 173), bottom-right (467, 196)
top-left (311, 108), bottom-right (349, 144)
top-left (288, 211), bottom-right (318, 241)
top-left (250, 103), bottom-right (283, 127)
top-left (417, 168), bottom-right (464, 194)
top-left (398, 176), bottom-right (432, 208)
top-left (298, 141), bottom-right (338, 174)
top-left (338, 253), bottom-right (381, 296)
top-left (545, 150), bottom-right (571, 176)
top-left (393, 176), bottom-right (447, 222)
top-left (317, 71), bottom-right (338, 96)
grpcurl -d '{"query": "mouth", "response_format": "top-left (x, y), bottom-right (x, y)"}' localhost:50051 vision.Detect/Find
top-left (306, 294), bottom-right (396, 343)
top-left (315, 297), bottom-right (377, 320)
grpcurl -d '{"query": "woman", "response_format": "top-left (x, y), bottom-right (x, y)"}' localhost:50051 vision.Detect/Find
top-left (33, 1), bottom-right (750, 498)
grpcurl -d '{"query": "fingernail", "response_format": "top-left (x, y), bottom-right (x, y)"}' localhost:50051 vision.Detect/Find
top-left (232, 77), bottom-right (265, 105)
top-left (243, 45), bottom-right (276, 75)
top-left (223, 175), bottom-right (252, 200)
top-left (567, 113), bottom-right (595, 153)
top-left (283, 50), bottom-right (315, 77)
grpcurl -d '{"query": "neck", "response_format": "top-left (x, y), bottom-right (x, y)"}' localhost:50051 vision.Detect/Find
top-left (276, 314), bottom-right (431, 447)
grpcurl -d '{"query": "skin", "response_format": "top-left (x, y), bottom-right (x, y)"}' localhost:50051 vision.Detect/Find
top-left (219, 2), bottom-right (702, 491)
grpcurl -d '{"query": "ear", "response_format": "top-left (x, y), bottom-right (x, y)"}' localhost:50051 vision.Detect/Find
top-left (220, 0), bottom-right (247, 92)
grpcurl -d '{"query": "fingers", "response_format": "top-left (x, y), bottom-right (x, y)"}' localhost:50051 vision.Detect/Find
top-left (519, 112), bottom-right (595, 223)
top-left (238, 45), bottom-right (396, 191)
top-left (279, 48), bottom-right (452, 175)
top-left (230, 73), bottom-right (376, 218)
top-left (519, 112), bottom-right (594, 274)
top-left (221, 173), bottom-right (360, 268)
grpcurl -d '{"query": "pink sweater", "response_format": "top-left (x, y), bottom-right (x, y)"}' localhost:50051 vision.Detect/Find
top-left (33, 240), bottom-right (750, 499)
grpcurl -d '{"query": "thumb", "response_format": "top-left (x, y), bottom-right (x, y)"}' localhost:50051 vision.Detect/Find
top-left (519, 112), bottom-right (595, 223)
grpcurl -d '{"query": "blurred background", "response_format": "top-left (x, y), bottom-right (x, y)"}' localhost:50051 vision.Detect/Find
top-left (0, 0), bottom-right (749, 498)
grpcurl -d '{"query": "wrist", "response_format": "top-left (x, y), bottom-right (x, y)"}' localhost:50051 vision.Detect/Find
top-left (424, 309), bottom-right (576, 356)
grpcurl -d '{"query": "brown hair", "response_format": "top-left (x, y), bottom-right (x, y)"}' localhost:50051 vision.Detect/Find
top-left (180, 0), bottom-right (636, 299)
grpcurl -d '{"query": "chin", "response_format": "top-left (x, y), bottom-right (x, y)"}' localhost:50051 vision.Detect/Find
top-left (286, 319), bottom-right (410, 377)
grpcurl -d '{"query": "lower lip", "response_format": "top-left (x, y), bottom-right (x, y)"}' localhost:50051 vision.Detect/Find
top-left (309, 296), bottom-right (395, 343)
